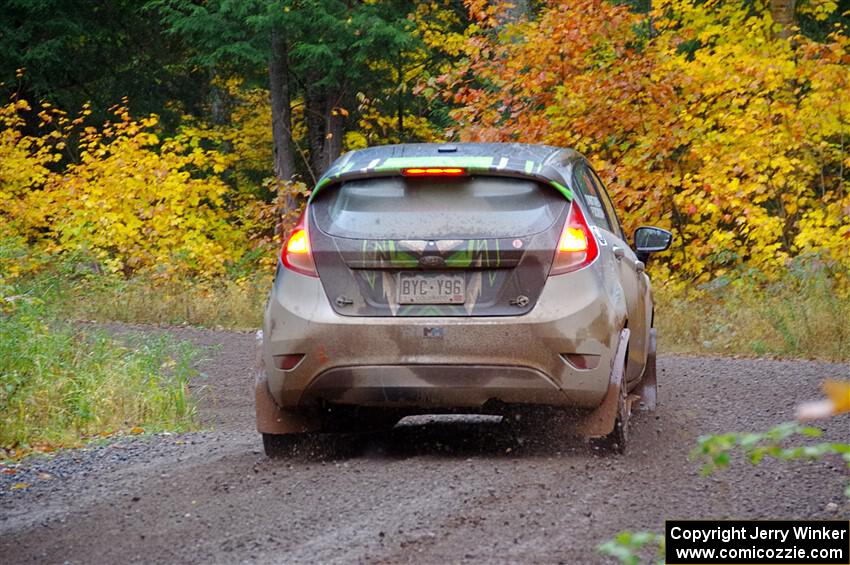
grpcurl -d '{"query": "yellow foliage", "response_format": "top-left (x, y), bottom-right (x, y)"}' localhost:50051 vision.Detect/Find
top-left (0, 100), bottom-right (60, 236)
top-left (178, 78), bottom-right (277, 194)
top-left (346, 103), bottom-right (440, 150)
top-left (0, 98), bottom-right (269, 279)
top-left (411, 1), bottom-right (470, 58)
top-left (797, 0), bottom-right (840, 21)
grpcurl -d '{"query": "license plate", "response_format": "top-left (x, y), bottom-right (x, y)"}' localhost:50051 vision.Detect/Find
top-left (397, 272), bottom-right (465, 304)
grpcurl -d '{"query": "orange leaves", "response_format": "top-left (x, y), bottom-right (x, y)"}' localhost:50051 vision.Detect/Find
top-left (445, 0), bottom-right (850, 284)
top-left (465, 0), bottom-right (509, 27)
top-left (449, 0), bottom-right (647, 144)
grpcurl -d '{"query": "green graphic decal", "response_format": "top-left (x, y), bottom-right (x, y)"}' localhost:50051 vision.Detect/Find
top-left (369, 240), bottom-right (418, 268)
top-left (489, 239), bottom-right (500, 287)
top-left (360, 241), bottom-right (378, 290)
top-left (420, 305), bottom-right (448, 316)
top-left (549, 180), bottom-right (573, 200)
top-left (376, 156), bottom-right (494, 171)
top-left (313, 177), bottom-right (332, 192)
top-left (362, 271), bottom-right (377, 290)
top-left (399, 304), bottom-right (455, 317)
top-left (445, 239), bottom-right (502, 269)
top-left (334, 162), bottom-right (354, 177)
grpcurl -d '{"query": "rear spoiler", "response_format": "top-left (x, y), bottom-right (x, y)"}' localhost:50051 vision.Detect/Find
top-left (308, 155), bottom-right (574, 203)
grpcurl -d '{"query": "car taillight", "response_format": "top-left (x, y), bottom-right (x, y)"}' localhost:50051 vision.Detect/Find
top-left (281, 211), bottom-right (318, 277)
top-left (549, 203), bottom-right (599, 275)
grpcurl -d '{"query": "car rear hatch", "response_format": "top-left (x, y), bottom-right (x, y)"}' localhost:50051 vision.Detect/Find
top-left (308, 174), bottom-right (569, 317)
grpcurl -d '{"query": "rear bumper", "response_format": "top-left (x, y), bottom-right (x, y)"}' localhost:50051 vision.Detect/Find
top-left (261, 263), bottom-right (625, 411)
top-left (300, 364), bottom-right (566, 408)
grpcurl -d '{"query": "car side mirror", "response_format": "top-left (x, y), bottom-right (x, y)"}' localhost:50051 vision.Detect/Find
top-left (634, 226), bottom-right (673, 263)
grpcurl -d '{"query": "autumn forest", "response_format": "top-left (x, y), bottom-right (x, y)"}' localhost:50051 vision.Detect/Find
top-left (1, 0), bottom-right (849, 355)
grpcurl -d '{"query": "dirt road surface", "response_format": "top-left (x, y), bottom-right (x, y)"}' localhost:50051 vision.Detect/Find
top-left (2, 326), bottom-right (848, 564)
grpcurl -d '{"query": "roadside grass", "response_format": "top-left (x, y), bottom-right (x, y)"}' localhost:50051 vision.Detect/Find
top-left (58, 273), bottom-right (268, 329)
top-left (0, 283), bottom-right (200, 458)
top-left (656, 261), bottom-right (850, 362)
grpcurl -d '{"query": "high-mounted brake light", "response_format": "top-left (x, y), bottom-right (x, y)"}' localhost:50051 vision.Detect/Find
top-left (281, 211), bottom-right (318, 277)
top-left (402, 167), bottom-right (467, 177)
top-left (550, 203), bottom-right (599, 275)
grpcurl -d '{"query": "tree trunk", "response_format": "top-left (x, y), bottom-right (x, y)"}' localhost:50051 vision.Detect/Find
top-left (305, 85), bottom-right (345, 177)
top-left (396, 55), bottom-right (405, 142)
top-left (322, 88), bottom-right (344, 171)
top-left (769, 0), bottom-right (797, 39)
top-left (305, 84), bottom-right (327, 178)
top-left (269, 31), bottom-right (296, 182)
top-left (209, 70), bottom-right (232, 127)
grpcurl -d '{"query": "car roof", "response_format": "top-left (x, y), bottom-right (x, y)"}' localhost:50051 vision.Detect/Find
top-left (310, 143), bottom-right (584, 202)
top-left (340, 142), bottom-right (578, 163)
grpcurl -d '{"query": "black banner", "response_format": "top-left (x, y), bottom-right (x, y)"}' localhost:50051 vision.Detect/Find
top-left (666, 520), bottom-right (849, 564)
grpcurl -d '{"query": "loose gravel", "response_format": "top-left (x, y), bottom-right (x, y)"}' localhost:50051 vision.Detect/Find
top-left (1, 326), bottom-right (848, 564)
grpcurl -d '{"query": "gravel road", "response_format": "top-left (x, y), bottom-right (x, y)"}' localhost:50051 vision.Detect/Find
top-left (1, 326), bottom-right (848, 564)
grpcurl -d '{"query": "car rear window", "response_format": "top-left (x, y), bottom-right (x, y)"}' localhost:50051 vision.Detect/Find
top-left (312, 176), bottom-right (566, 239)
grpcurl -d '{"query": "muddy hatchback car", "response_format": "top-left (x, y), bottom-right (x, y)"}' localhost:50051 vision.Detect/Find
top-left (256, 143), bottom-right (672, 455)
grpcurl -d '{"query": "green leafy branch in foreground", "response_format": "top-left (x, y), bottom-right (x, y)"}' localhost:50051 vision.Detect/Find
top-left (598, 531), bottom-right (665, 565)
top-left (692, 422), bottom-right (850, 498)
top-left (598, 420), bottom-right (850, 564)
